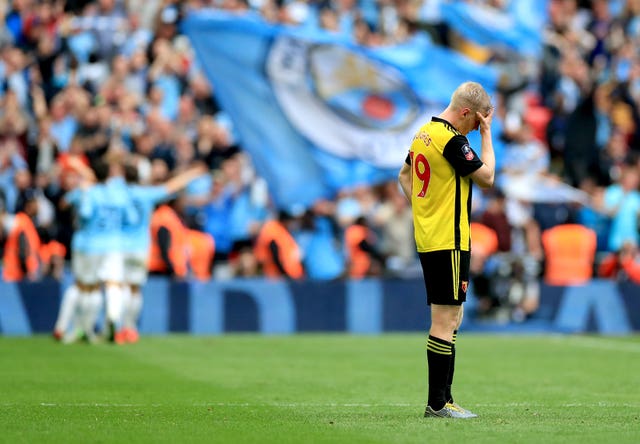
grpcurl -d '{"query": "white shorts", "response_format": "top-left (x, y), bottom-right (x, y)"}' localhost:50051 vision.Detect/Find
top-left (72, 252), bottom-right (100, 285)
top-left (124, 251), bottom-right (149, 286)
top-left (72, 252), bottom-right (125, 285)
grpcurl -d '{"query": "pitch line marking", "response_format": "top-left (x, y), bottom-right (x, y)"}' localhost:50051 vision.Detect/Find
top-left (550, 337), bottom-right (640, 354)
top-left (7, 401), bottom-right (637, 408)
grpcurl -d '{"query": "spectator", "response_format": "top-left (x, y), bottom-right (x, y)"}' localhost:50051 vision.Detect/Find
top-left (148, 196), bottom-right (190, 279)
top-left (479, 189), bottom-right (512, 253)
top-left (77, 105), bottom-right (111, 161)
top-left (601, 160), bottom-right (640, 251)
top-left (254, 210), bottom-right (304, 280)
top-left (598, 240), bottom-right (640, 284)
top-left (344, 216), bottom-right (385, 279)
top-left (189, 74), bottom-right (220, 117)
top-left (575, 177), bottom-right (611, 253)
top-left (373, 182), bottom-right (416, 275)
top-left (48, 93), bottom-right (79, 153)
top-left (0, 86), bottom-right (29, 133)
top-left (295, 207), bottom-right (345, 281)
top-left (187, 228), bottom-right (215, 281)
top-left (2, 188), bottom-right (41, 282)
top-left (0, 141), bottom-right (28, 214)
top-left (200, 171), bottom-right (235, 276)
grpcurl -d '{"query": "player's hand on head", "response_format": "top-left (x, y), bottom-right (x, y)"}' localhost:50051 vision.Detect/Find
top-left (476, 108), bottom-right (493, 133)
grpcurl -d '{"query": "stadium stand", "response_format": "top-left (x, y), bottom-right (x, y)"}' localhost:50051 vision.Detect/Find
top-left (1, 0), bottom-right (640, 324)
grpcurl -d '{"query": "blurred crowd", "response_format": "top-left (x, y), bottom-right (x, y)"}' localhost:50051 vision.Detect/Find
top-left (2, 0), bottom-right (640, 321)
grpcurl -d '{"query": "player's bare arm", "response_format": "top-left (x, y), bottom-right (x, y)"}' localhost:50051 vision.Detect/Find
top-left (67, 156), bottom-right (97, 188)
top-left (469, 109), bottom-right (495, 188)
top-left (163, 162), bottom-right (209, 195)
top-left (398, 161), bottom-right (412, 204)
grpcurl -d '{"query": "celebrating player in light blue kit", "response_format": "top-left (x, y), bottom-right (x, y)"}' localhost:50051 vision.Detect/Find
top-left (121, 162), bottom-right (206, 342)
top-left (80, 156), bottom-right (139, 343)
top-left (53, 162), bottom-right (101, 343)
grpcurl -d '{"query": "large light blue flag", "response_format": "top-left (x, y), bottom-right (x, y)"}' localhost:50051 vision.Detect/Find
top-left (440, 1), bottom-right (544, 57)
top-left (183, 11), bottom-right (499, 209)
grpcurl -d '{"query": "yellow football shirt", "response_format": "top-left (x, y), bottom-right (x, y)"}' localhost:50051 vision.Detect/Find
top-left (406, 117), bottom-right (483, 253)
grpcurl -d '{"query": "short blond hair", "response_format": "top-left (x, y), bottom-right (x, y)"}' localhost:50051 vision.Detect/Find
top-left (450, 82), bottom-right (492, 114)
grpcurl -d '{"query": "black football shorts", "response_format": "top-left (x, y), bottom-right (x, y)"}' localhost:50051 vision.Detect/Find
top-left (419, 250), bottom-right (470, 306)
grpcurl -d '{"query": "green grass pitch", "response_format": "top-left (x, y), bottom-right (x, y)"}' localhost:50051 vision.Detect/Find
top-left (1, 334), bottom-right (639, 443)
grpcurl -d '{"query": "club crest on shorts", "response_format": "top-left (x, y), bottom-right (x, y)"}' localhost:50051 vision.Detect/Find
top-left (461, 144), bottom-right (474, 161)
top-left (461, 281), bottom-right (468, 293)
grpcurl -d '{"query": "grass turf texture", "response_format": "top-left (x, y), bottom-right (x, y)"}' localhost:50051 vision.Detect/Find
top-left (1, 335), bottom-right (639, 444)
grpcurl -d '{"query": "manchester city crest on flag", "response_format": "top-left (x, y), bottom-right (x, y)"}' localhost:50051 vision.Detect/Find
top-left (266, 36), bottom-right (423, 168)
top-left (183, 11), bottom-right (500, 208)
